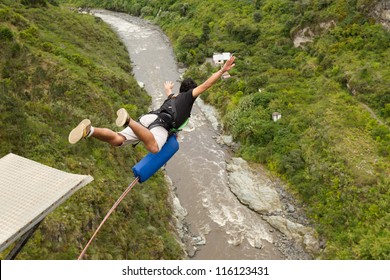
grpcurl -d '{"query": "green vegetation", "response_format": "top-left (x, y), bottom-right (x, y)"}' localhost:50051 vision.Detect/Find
top-left (0, 0), bottom-right (183, 259)
top-left (67, 0), bottom-right (390, 259)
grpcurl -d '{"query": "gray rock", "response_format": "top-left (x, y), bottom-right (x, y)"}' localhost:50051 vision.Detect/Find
top-left (264, 216), bottom-right (319, 254)
top-left (287, 204), bottom-right (295, 213)
top-left (227, 158), bottom-right (282, 214)
top-left (221, 135), bottom-right (233, 146)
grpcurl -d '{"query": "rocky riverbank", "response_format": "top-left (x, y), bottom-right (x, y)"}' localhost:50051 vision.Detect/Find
top-left (197, 92), bottom-right (320, 258)
top-left (227, 158), bottom-right (320, 257)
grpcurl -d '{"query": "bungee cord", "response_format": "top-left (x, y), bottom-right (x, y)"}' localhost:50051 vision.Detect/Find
top-left (77, 176), bottom-right (140, 260)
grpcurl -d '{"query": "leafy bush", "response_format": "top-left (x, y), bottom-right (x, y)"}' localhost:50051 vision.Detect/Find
top-left (0, 25), bottom-right (13, 40)
top-left (21, 0), bottom-right (48, 7)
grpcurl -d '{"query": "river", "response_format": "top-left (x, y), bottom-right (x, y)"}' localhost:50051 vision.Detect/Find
top-left (92, 10), bottom-right (316, 260)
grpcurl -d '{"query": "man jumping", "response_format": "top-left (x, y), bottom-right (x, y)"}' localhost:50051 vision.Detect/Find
top-left (68, 56), bottom-right (236, 153)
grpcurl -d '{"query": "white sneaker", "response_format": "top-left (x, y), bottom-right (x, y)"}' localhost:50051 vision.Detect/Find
top-left (115, 108), bottom-right (131, 127)
top-left (68, 119), bottom-right (91, 144)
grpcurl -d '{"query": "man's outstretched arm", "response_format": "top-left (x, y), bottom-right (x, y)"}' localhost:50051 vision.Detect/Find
top-left (192, 55), bottom-right (236, 98)
top-left (164, 81), bottom-right (174, 97)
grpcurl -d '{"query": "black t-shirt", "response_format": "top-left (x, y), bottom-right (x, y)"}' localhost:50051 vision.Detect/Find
top-left (172, 89), bottom-right (196, 128)
top-left (150, 89), bottom-right (196, 129)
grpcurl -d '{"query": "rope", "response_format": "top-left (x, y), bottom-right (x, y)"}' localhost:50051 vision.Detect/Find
top-left (77, 176), bottom-right (140, 260)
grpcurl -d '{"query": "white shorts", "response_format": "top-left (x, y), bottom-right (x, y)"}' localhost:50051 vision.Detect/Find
top-left (118, 114), bottom-right (168, 151)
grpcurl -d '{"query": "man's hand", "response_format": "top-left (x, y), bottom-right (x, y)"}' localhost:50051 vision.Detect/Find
top-left (221, 55), bottom-right (236, 73)
top-left (164, 81), bottom-right (174, 96)
top-left (192, 55), bottom-right (237, 98)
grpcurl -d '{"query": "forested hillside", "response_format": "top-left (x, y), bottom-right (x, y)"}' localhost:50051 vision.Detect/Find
top-left (67, 0), bottom-right (390, 259)
top-left (0, 0), bottom-right (183, 259)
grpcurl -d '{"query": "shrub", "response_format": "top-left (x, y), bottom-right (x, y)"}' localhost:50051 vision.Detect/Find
top-left (0, 25), bottom-right (13, 40)
top-left (21, 0), bottom-right (48, 7)
top-left (179, 33), bottom-right (200, 49)
top-left (129, 3), bottom-right (142, 16)
top-left (140, 6), bottom-right (154, 17)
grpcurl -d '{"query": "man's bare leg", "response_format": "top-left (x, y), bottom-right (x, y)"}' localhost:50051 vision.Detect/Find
top-left (90, 122), bottom-right (158, 152)
top-left (92, 128), bottom-right (126, 147)
top-left (128, 119), bottom-right (159, 153)
top-left (115, 108), bottom-right (159, 153)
